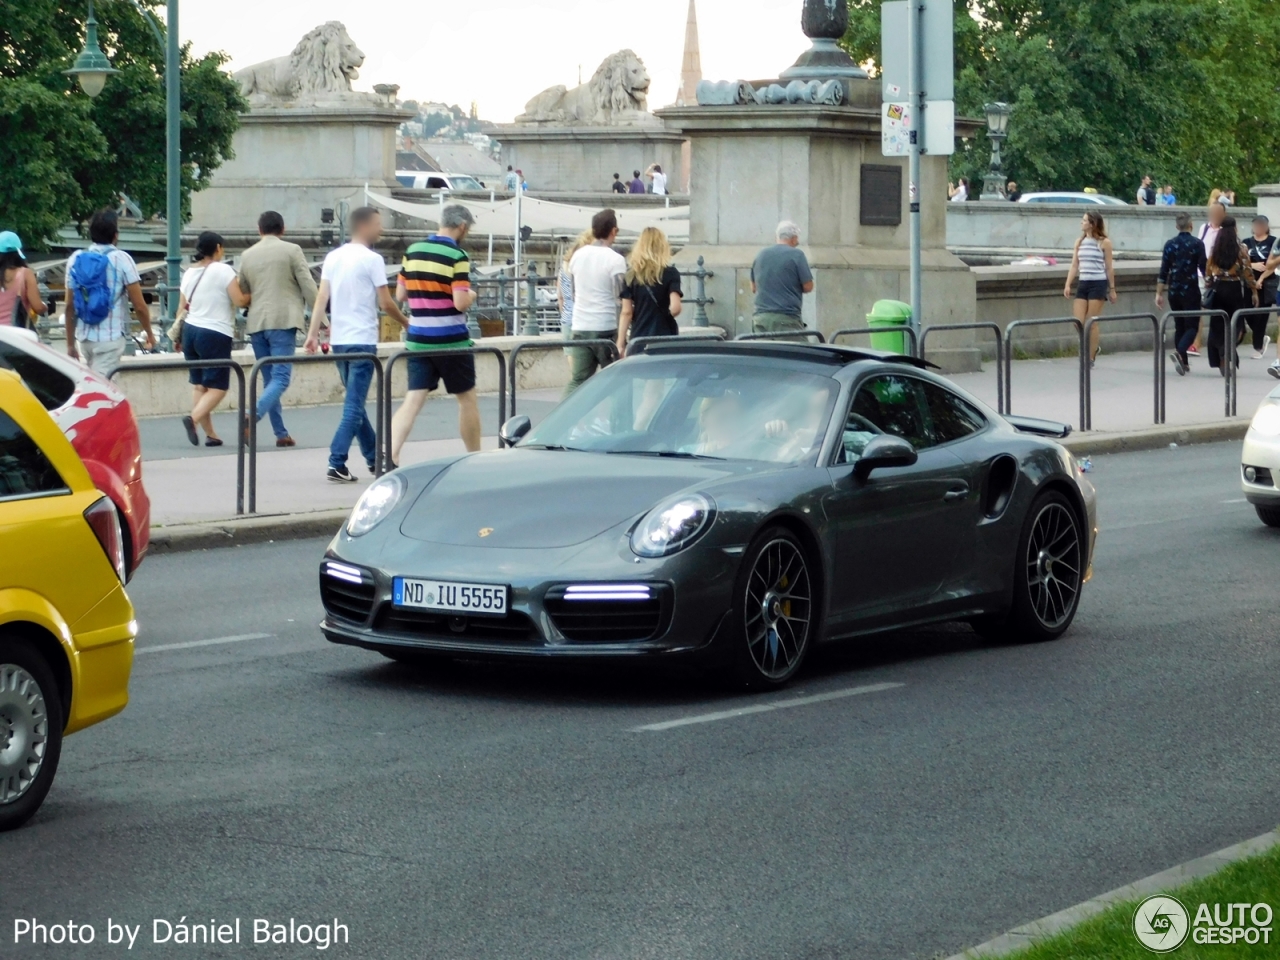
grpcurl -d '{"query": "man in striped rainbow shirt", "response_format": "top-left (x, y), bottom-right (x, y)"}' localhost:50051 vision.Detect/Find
top-left (391, 204), bottom-right (480, 466)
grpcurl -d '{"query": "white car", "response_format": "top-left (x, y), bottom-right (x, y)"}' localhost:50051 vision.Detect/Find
top-left (1241, 384), bottom-right (1280, 526)
top-left (1018, 192), bottom-right (1128, 206)
top-left (394, 172), bottom-right (486, 191)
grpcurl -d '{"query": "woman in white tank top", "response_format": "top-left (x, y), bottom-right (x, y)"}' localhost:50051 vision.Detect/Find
top-left (1064, 210), bottom-right (1116, 365)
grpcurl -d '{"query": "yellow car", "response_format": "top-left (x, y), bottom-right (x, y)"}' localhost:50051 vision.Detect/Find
top-left (0, 369), bottom-right (136, 830)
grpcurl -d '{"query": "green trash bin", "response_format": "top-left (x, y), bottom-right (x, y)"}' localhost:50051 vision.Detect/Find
top-left (866, 299), bottom-right (913, 354)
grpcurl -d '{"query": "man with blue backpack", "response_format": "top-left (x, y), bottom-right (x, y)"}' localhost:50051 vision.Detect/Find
top-left (64, 209), bottom-right (156, 375)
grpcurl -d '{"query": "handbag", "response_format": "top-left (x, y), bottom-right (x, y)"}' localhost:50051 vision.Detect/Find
top-left (167, 266), bottom-right (207, 344)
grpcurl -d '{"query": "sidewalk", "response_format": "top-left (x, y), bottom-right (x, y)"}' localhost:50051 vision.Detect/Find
top-left (141, 355), bottom-right (1276, 530)
top-left (948, 348), bottom-right (1277, 432)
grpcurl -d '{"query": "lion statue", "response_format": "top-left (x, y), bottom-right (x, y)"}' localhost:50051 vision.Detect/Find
top-left (515, 50), bottom-right (657, 125)
top-left (235, 22), bottom-right (366, 101)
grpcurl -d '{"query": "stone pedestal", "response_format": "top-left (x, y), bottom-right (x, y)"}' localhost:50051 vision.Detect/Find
top-left (1252, 183), bottom-right (1280, 224)
top-left (190, 100), bottom-right (412, 233)
top-left (659, 86), bottom-right (982, 371)
top-left (494, 125), bottom-right (687, 194)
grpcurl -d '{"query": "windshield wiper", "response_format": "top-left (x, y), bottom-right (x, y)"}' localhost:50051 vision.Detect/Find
top-left (522, 443), bottom-right (584, 451)
top-left (606, 450), bottom-right (727, 461)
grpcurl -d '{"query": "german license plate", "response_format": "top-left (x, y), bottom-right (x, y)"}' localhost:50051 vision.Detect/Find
top-left (392, 578), bottom-right (508, 616)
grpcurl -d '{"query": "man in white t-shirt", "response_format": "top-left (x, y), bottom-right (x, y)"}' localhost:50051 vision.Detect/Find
top-left (565, 208), bottom-right (626, 396)
top-left (304, 207), bottom-right (409, 482)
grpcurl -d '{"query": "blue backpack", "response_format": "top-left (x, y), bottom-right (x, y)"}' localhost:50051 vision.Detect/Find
top-left (69, 251), bottom-right (116, 326)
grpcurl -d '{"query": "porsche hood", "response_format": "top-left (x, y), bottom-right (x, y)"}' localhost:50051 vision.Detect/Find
top-left (398, 449), bottom-right (739, 548)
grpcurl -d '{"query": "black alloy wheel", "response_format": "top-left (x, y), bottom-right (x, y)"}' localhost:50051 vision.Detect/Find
top-left (729, 527), bottom-right (815, 688)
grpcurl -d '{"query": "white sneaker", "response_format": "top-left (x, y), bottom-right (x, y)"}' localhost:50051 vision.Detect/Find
top-left (1253, 335), bottom-right (1271, 360)
top-left (1269, 362), bottom-right (1280, 381)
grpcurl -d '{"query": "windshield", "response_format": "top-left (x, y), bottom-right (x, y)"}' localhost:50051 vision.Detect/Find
top-left (450, 176), bottom-right (484, 190)
top-left (522, 358), bottom-right (839, 464)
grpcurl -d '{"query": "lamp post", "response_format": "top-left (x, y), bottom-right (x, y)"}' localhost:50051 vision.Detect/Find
top-left (67, 0), bottom-right (182, 330)
top-left (980, 101), bottom-right (1011, 200)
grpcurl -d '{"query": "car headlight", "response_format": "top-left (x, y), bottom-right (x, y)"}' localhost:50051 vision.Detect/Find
top-left (1250, 402), bottom-right (1280, 437)
top-left (631, 494), bottom-right (714, 558)
top-left (346, 474), bottom-right (406, 537)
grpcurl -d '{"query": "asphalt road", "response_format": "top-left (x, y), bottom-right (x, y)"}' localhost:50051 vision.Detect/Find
top-left (6, 440), bottom-right (1279, 960)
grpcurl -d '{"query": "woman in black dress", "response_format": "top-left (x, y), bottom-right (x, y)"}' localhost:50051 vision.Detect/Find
top-left (617, 227), bottom-right (683, 429)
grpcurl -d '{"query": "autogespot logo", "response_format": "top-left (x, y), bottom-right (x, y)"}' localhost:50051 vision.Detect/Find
top-left (1133, 895), bottom-right (1190, 953)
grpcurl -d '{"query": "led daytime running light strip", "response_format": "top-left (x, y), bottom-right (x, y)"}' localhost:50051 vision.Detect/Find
top-left (324, 562), bottom-right (366, 585)
top-left (563, 583), bottom-right (652, 602)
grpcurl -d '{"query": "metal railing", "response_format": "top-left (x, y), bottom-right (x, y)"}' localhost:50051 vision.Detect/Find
top-left (1082, 313), bottom-right (1161, 429)
top-left (381, 347), bottom-right (507, 458)
top-left (508, 338), bottom-right (619, 417)
top-left (735, 330), bottom-right (827, 343)
top-left (106, 357), bottom-right (247, 515)
top-left (624, 331), bottom-right (727, 357)
top-left (919, 322), bottom-right (1005, 414)
top-left (681, 257), bottom-right (716, 328)
top-left (1227, 307), bottom-right (1279, 418)
top-left (1004, 317), bottom-right (1086, 431)
top-left (830, 326), bottom-right (921, 359)
top-left (247, 352), bottom-right (383, 513)
top-left (1157, 309), bottom-right (1227, 423)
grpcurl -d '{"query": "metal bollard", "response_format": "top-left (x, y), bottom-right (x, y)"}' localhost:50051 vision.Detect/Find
top-left (521, 260), bottom-right (541, 336)
top-left (692, 256), bottom-right (714, 328)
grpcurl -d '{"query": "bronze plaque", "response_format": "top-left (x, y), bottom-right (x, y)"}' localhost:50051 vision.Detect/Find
top-left (860, 165), bottom-right (903, 226)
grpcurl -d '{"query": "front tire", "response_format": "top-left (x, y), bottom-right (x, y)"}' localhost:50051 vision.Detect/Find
top-left (0, 638), bottom-right (63, 832)
top-left (1256, 504), bottom-right (1280, 528)
top-left (725, 527), bottom-right (816, 689)
top-left (976, 490), bottom-right (1084, 644)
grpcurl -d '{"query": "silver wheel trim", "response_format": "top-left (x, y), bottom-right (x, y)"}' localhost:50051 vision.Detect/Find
top-left (0, 664), bottom-right (50, 805)
top-left (744, 538), bottom-right (812, 679)
top-left (1025, 502), bottom-right (1082, 630)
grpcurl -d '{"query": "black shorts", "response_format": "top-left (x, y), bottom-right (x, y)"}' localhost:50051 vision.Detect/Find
top-left (182, 325), bottom-right (233, 391)
top-left (407, 351), bottom-right (476, 394)
top-left (1075, 279), bottom-right (1109, 301)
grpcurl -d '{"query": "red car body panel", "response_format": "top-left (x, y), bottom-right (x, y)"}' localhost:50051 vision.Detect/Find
top-left (0, 331), bottom-right (151, 574)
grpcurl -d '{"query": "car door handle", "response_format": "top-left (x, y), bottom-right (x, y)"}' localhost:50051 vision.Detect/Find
top-left (943, 485), bottom-right (970, 502)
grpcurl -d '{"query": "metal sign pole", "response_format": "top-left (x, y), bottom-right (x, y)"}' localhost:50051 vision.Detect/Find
top-left (908, 0), bottom-right (923, 344)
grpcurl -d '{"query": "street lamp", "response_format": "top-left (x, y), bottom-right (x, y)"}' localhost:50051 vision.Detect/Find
top-left (64, 2), bottom-right (119, 98)
top-left (980, 101), bottom-right (1012, 201)
top-left (67, 0), bottom-right (183, 334)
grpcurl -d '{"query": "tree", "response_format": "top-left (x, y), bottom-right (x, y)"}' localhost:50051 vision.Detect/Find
top-left (0, 0), bottom-right (246, 249)
top-left (842, 0), bottom-right (1280, 203)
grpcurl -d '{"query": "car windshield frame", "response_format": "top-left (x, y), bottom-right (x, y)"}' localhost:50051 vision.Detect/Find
top-left (519, 356), bottom-right (841, 467)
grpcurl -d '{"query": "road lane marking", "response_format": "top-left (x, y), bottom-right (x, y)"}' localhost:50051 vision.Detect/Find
top-left (631, 681), bottom-right (905, 732)
top-left (1220, 498), bottom-right (1247, 503)
top-left (134, 633), bottom-right (275, 655)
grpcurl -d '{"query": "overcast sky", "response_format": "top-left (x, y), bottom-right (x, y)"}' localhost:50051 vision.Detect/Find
top-left (179, 0), bottom-right (811, 122)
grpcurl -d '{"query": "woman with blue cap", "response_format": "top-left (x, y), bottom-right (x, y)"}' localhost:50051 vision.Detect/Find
top-left (0, 231), bottom-right (47, 328)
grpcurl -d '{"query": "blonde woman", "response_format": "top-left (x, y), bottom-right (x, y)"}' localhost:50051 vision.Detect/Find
top-left (1064, 210), bottom-right (1116, 366)
top-left (617, 226), bottom-right (682, 355)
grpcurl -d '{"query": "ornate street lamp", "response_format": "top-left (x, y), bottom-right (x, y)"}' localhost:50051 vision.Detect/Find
top-left (64, 2), bottom-right (119, 98)
top-left (980, 102), bottom-right (1012, 200)
top-left (67, 0), bottom-right (183, 332)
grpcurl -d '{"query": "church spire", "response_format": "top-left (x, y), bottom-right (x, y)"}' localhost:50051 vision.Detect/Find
top-left (677, 0), bottom-right (702, 106)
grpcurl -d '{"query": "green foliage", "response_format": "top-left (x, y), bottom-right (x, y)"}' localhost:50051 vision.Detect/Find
top-left (842, 0), bottom-right (1280, 203)
top-left (0, 0), bottom-right (247, 249)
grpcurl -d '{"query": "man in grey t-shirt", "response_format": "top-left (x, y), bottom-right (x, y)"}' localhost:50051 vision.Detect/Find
top-left (750, 221), bottom-right (814, 334)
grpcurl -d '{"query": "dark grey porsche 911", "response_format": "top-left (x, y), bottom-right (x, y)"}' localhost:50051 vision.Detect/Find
top-left (319, 341), bottom-right (1097, 688)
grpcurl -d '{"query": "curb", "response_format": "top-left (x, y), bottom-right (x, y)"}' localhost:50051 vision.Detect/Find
top-left (147, 509), bottom-right (349, 555)
top-left (1062, 419), bottom-right (1248, 456)
top-left (945, 828), bottom-right (1280, 959)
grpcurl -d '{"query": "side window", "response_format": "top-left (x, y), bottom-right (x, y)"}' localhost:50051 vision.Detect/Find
top-left (426, 177), bottom-right (447, 189)
top-left (0, 344), bottom-right (75, 411)
top-left (0, 409), bottom-right (67, 500)
top-left (840, 375), bottom-right (932, 461)
top-left (921, 381), bottom-right (986, 445)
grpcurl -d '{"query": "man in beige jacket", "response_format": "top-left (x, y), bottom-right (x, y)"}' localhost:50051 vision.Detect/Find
top-left (237, 211), bottom-right (318, 446)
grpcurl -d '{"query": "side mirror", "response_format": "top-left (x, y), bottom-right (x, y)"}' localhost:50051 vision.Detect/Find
top-left (853, 434), bottom-right (918, 481)
top-left (499, 415), bottom-right (532, 446)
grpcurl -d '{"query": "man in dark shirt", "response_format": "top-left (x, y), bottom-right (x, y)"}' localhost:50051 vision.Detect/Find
top-left (610, 173), bottom-right (627, 194)
top-left (1156, 211), bottom-right (1208, 374)
top-left (628, 170), bottom-right (646, 194)
top-left (751, 220), bottom-right (814, 335)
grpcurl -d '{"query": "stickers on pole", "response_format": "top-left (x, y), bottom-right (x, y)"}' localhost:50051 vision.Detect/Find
top-left (882, 102), bottom-right (912, 156)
